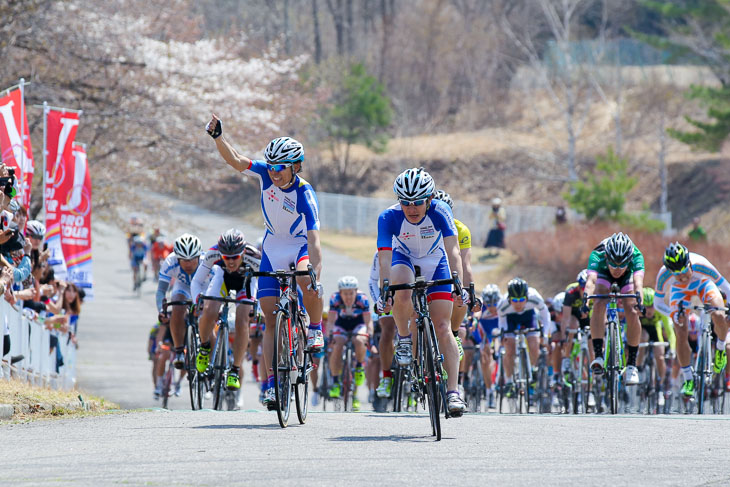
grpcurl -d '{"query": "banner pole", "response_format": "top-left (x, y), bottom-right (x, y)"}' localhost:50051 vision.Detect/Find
top-left (0, 82), bottom-right (31, 98)
top-left (19, 78), bottom-right (25, 204)
top-left (31, 104), bottom-right (82, 114)
top-left (42, 101), bottom-right (48, 224)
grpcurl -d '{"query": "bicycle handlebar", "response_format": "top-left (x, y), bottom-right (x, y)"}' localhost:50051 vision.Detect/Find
top-left (241, 263), bottom-right (317, 298)
top-left (382, 271), bottom-right (462, 301)
top-left (585, 294), bottom-right (639, 301)
top-left (197, 295), bottom-right (240, 305)
top-left (163, 300), bottom-right (192, 310)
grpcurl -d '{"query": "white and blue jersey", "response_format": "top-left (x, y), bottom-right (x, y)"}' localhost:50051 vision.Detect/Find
top-left (329, 291), bottom-right (370, 333)
top-left (376, 199), bottom-right (457, 300)
top-left (242, 160), bottom-right (320, 298)
top-left (155, 254), bottom-right (197, 311)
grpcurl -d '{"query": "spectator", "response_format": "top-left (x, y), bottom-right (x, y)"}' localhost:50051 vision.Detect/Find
top-left (688, 217), bottom-right (707, 242)
top-left (555, 205), bottom-right (567, 225)
top-left (485, 197), bottom-right (506, 253)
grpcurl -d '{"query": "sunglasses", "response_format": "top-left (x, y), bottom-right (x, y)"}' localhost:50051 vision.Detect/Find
top-left (221, 254), bottom-right (241, 261)
top-left (399, 198), bottom-right (428, 207)
top-left (266, 162), bottom-right (293, 173)
top-left (29, 235), bottom-right (43, 240)
top-left (510, 297), bottom-right (527, 303)
top-left (607, 262), bottom-right (629, 269)
top-left (671, 266), bottom-right (689, 276)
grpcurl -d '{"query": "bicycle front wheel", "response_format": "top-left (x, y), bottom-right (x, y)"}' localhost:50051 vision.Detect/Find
top-left (186, 325), bottom-right (202, 410)
top-left (212, 326), bottom-right (229, 411)
top-left (342, 346), bottom-right (353, 412)
top-left (423, 321), bottom-right (442, 441)
top-left (608, 324), bottom-right (619, 415)
top-left (273, 311), bottom-right (292, 428)
top-left (294, 317), bottom-right (309, 424)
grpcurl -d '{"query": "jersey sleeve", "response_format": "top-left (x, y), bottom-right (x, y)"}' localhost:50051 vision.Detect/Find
top-left (297, 183), bottom-right (320, 231)
top-left (456, 220), bottom-right (472, 250)
top-left (431, 201), bottom-right (457, 238)
top-left (158, 254), bottom-right (176, 284)
top-left (631, 247), bottom-right (645, 273)
top-left (377, 208), bottom-right (397, 250)
top-left (654, 267), bottom-right (672, 317)
top-left (586, 250), bottom-right (603, 273)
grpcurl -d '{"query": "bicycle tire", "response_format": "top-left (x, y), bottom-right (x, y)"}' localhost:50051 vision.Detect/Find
top-left (392, 365), bottom-right (404, 412)
top-left (212, 325), bottom-right (228, 411)
top-left (608, 324), bottom-right (619, 415)
top-left (423, 321), bottom-right (442, 440)
top-left (697, 340), bottom-right (708, 414)
top-left (497, 349), bottom-right (505, 414)
top-left (185, 325), bottom-right (202, 410)
top-left (579, 352), bottom-right (590, 414)
top-left (294, 317), bottom-right (309, 424)
top-left (647, 360), bottom-right (656, 415)
top-left (343, 346), bottom-right (352, 412)
top-left (471, 357), bottom-right (484, 413)
top-left (161, 358), bottom-right (173, 409)
top-left (318, 353), bottom-right (330, 412)
top-left (273, 311), bottom-right (292, 428)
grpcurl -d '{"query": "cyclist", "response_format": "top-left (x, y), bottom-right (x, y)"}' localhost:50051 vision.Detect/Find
top-left (560, 270), bottom-right (591, 376)
top-left (206, 115), bottom-right (324, 409)
top-left (369, 251), bottom-right (399, 399)
top-left (155, 233), bottom-right (203, 369)
top-left (474, 284), bottom-right (501, 407)
top-left (583, 232), bottom-right (644, 385)
top-left (376, 167), bottom-right (468, 416)
top-left (129, 235), bottom-right (148, 290)
top-left (654, 242), bottom-right (729, 397)
top-left (326, 276), bottom-right (373, 411)
top-left (498, 277), bottom-right (551, 398)
top-left (150, 235), bottom-right (173, 281)
top-left (191, 229), bottom-right (261, 391)
top-left (432, 190), bottom-right (480, 362)
top-left (637, 287), bottom-right (675, 405)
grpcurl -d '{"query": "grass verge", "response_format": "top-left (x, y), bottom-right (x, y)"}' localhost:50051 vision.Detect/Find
top-left (0, 378), bottom-right (119, 422)
top-left (319, 230), bottom-right (377, 263)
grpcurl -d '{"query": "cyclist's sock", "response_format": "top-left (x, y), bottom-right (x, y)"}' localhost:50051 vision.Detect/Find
top-left (505, 376), bottom-right (513, 384)
top-left (452, 330), bottom-right (459, 338)
top-left (308, 321), bottom-right (322, 331)
top-left (252, 359), bottom-right (258, 365)
top-left (592, 338), bottom-right (604, 359)
top-left (681, 366), bottom-right (693, 381)
top-left (200, 341), bottom-right (211, 351)
top-left (267, 374), bottom-right (275, 389)
top-left (333, 375), bottom-right (341, 384)
top-left (717, 339), bottom-right (726, 351)
top-left (447, 390), bottom-right (459, 395)
top-left (382, 369), bottom-right (392, 378)
top-left (174, 346), bottom-right (184, 354)
top-left (230, 365), bottom-right (239, 375)
top-left (260, 381), bottom-right (267, 392)
top-left (398, 333), bottom-right (412, 342)
top-left (355, 362), bottom-right (362, 368)
top-left (155, 376), bottom-right (163, 389)
top-left (626, 345), bottom-right (638, 367)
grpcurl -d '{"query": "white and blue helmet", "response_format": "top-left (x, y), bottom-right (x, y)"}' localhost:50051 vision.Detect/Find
top-left (264, 136), bottom-right (304, 164)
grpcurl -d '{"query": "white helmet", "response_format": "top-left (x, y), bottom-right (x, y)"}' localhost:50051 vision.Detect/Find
top-left (264, 136), bottom-right (304, 163)
top-left (552, 291), bottom-right (565, 312)
top-left (173, 233), bottom-right (203, 260)
top-left (482, 284), bottom-right (501, 305)
top-left (393, 167), bottom-right (435, 201)
top-left (26, 220), bottom-right (46, 239)
top-left (337, 276), bottom-right (359, 290)
top-left (433, 190), bottom-right (454, 209)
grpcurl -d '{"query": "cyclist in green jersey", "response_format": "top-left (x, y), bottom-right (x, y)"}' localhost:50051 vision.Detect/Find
top-left (638, 287), bottom-right (675, 403)
top-left (583, 232), bottom-right (644, 385)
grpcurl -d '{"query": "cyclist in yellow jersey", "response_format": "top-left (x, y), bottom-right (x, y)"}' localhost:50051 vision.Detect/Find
top-left (433, 191), bottom-right (480, 370)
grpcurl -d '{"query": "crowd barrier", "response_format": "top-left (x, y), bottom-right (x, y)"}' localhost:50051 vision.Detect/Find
top-left (1, 299), bottom-right (77, 390)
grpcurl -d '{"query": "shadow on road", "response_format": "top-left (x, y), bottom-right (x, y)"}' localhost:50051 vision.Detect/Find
top-left (329, 434), bottom-right (452, 443)
top-left (192, 423), bottom-right (282, 430)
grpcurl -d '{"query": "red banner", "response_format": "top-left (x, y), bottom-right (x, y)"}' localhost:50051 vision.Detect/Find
top-left (44, 109), bottom-right (80, 280)
top-left (0, 87), bottom-right (35, 208)
top-left (60, 144), bottom-right (93, 297)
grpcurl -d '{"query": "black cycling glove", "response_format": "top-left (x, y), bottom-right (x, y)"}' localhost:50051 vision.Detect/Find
top-left (206, 119), bottom-right (222, 139)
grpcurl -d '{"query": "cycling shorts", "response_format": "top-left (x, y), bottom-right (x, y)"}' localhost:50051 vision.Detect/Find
top-left (205, 266), bottom-right (256, 304)
top-left (130, 255), bottom-right (145, 269)
top-left (500, 309), bottom-right (539, 338)
top-left (333, 323), bottom-right (368, 339)
top-left (595, 270), bottom-right (633, 292)
top-left (171, 280), bottom-right (192, 302)
top-left (641, 323), bottom-right (664, 344)
top-left (334, 314), bottom-right (365, 332)
top-left (257, 234), bottom-right (308, 299)
top-left (479, 317), bottom-right (499, 343)
top-left (391, 248), bottom-right (452, 301)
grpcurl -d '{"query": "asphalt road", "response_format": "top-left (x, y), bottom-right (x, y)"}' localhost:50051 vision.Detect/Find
top-left (4, 410), bottom-right (730, 486)
top-left (4, 199), bottom-right (730, 486)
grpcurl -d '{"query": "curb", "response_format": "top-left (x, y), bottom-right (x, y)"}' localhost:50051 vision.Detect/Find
top-left (0, 400), bottom-right (101, 420)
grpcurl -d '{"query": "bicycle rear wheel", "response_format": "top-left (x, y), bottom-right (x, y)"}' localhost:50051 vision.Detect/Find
top-left (273, 311), bottom-right (292, 428)
top-left (294, 317), bottom-right (309, 424)
top-left (342, 346), bottom-right (353, 412)
top-left (185, 325), bottom-right (202, 410)
top-left (646, 360), bottom-right (657, 415)
top-left (161, 358), bottom-right (173, 409)
top-left (423, 322), bottom-right (442, 441)
top-left (697, 343), bottom-right (708, 414)
top-left (212, 326), bottom-right (229, 411)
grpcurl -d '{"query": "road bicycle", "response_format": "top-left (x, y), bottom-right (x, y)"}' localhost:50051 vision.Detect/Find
top-left (636, 340), bottom-right (669, 415)
top-left (163, 300), bottom-right (201, 410)
top-left (244, 263), bottom-right (317, 428)
top-left (383, 271), bottom-right (464, 441)
top-left (563, 323), bottom-right (593, 414)
top-left (586, 283), bottom-right (638, 415)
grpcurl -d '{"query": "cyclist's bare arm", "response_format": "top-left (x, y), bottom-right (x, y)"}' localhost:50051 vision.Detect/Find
top-left (208, 114), bottom-right (251, 172)
top-left (584, 272), bottom-right (598, 298)
top-left (444, 235), bottom-right (463, 283)
top-left (378, 249), bottom-right (392, 288)
top-left (460, 246), bottom-right (473, 285)
top-left (306, 229), bottom-right (323, 279)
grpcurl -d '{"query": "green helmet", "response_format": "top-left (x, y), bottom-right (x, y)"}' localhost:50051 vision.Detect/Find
top-left (643, 287), bottom-right (655, 308)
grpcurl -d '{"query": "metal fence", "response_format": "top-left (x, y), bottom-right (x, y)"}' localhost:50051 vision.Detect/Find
top-left (1, 299), bottom-right (77, 389)
top-left (317, 192), bottom-right (673, 243)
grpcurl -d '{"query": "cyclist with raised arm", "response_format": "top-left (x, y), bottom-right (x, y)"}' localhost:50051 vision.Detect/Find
top-left (326, 276), bottom-right (373, 411)
top-left (376, 167), bottom-right (468, 415)
top-left (637, 287), bottom-right (675, 405)
top-left (497, 278), bottom-right (551, 398)
top-left (583, 232), bottom-right (644, 385)
top-left (206, 115), bottom-right (324, 408)
top-left (432, 190), bottom-right (480, 362)
top-left (156, 233), bottom-right (203, 370)
top-left (654, 242), bottom-right (729, 397)
top-left (191, 229), bottom-right (261, 391)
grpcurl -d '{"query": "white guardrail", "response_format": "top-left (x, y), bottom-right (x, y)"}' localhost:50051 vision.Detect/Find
top-left (1, 299), bottom-right (77, 389)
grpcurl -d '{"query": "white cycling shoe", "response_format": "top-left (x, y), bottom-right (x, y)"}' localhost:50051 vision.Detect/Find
top-left (590, 357), bottom-right (605, 376)
top-left (447, 392), bottom-right (467, 417)
top-left (623, 365), bottom-right (640, 386)
top-left (306, 328), bottom-right (324, 351)
top-left (395, 341), bottom-right (412, 366)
